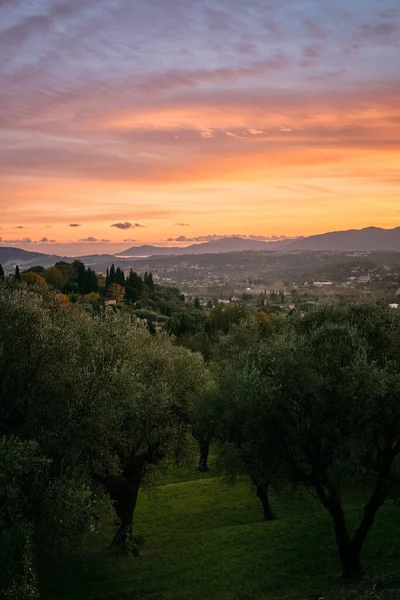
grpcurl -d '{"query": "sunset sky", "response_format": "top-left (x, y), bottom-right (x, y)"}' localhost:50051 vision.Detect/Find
top-left (1, 0), bottom-right (399, 256)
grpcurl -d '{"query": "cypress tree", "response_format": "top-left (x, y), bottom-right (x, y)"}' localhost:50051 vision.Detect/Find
top-left (0, 264), bottom-right (4, 281)
top-left (86, 267), bottom-right (98, 293)
top-left (105, 267), bottom-right (109, 291)
top-left (110, 264), bottom-right (116, 285)
top-left (77, 262), bottom-right (86, 294)
top-left (14, 265), bottom-right (21, 281)
top-left (125, 269), bottom-right (142, 302)
top-left (115, 267), bottom-right (125, 287)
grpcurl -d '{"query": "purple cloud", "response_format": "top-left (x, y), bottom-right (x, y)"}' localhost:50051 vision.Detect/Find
top-left (111, 222), bottom-right (134, 229)
top-left (299, 45), bottom-right (323, 67)
top-left (3, 237), bottom-right (33, 244)
top-left (304, 19), bottom-right (328, 39)
top-left (111, 221), bottom-right (144, 229)
top-left (205, 9), bottom-right (235, 33)
top-left (356, 21), bottom-right (399, 45)
top-left (36, 237), bottom-right (57, 243)
top-left (0, 14), bottom-right (51, 51)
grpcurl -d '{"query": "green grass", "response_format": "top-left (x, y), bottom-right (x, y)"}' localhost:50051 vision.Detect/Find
top-left (41, 467), bottom-right (399, 600)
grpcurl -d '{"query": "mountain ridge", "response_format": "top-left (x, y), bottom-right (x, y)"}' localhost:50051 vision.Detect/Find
top-left (119, 226), bottom-right (400, 255)
top-left (1, 226), bottom-right (400, 272)
top-left (118, 236), bottom-right (298, 256)
top-left (289, 226), bottom-right (400, 251)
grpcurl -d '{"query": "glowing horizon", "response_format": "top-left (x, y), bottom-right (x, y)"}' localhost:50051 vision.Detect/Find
top-left (1, 0), bottom-right (399, 254)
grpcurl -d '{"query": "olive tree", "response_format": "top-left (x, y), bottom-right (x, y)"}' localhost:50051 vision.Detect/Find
top-left (0, 281), bottom-right (211, 568)
top-left (190, 387), bottom-right (219, 472)
top-left (86, 317), bottom-right (211, 552)
top-left (240, 300), bottom-right (400, 576)
top-left (213, 315), bottom-right (281, 521)
top-left (0, 437), bottom-right (47, 600)
top-left (0, 283), bottom-right (105, 596)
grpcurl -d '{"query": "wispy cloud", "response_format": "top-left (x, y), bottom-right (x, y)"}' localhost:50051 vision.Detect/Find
top-left (200, 129), bottom-right (215, 139)
top-left (1, 0), bottom-right (399, 241)
top-left (226, 131), bottom-right (245, 139)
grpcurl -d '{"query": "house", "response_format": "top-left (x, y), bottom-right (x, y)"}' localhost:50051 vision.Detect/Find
top-left (104, 299), bottom-right (117, 306)
top-left (389, 303), bottom-right (399, 309)
top-left (358, 275), bottom-right (371, 284)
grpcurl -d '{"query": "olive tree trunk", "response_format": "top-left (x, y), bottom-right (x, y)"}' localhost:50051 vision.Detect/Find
top-left (106, 477), bottom-right (142, 554)
top-left (249, 473), bottom-right (275, 521)
top-left (314, 456), bottom-right (394, 578)
top-left (198, 440), bottom-right (210, 472)
top-left (255, 481), bottom-right (275, 521)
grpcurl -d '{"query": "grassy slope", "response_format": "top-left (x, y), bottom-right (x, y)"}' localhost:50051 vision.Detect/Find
top-left (42, 468), bottom-right (399, 600)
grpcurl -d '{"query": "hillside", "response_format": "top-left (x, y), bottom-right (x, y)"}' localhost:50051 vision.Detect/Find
top-left (0, 247), bottom-right (64, 271)
top-left (41, 465), bottom-right (400, 600)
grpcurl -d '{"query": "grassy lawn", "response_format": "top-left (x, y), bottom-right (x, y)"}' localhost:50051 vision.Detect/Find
top-left (41, 467), bottom-right (399, 600)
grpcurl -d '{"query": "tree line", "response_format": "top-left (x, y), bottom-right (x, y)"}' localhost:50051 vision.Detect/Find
top-left (0, 261), bottom-right (157, 303)
top-left (1, 278), bottom-right (400, 598)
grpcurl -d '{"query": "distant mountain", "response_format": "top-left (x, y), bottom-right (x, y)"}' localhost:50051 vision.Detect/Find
top-left (119, 237), bottom-right (297, 257)
top-left (288, 226), bottom-right (400, 252)
top-left (118, 227), bottom-right (400, 257)
top-left (0, 247), bottom-right (64, 271)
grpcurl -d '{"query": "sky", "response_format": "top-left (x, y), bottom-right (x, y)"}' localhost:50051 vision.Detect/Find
top-left (0, 0), bottom-right (399, 256)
